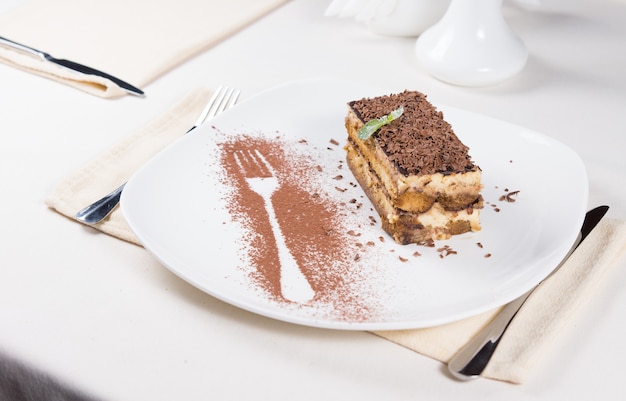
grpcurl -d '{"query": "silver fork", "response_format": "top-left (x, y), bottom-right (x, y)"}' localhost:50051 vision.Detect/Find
top-left (75, 86), bottom-right (240, 225)
top-left (233, 149), bottom-right (315, 303)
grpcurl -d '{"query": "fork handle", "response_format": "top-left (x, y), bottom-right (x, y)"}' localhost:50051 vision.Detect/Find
top-left (75, 183), bottom-right (126, 225)
top-left (259, 193), bottom-right (315, 303)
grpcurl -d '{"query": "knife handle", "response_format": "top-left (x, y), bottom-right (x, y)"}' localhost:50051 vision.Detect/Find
top-left (447, 292), bottom-right (529, 380)
top-left (0, 35), bottom-right (46, 59)
top-left (0, 35), bottom-right (144, 96)
top-left (447, 205), bottom-right (609, 380)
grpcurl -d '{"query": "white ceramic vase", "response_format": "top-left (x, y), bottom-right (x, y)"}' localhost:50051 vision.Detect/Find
top-left (415, 0), bottom-right (528, 86)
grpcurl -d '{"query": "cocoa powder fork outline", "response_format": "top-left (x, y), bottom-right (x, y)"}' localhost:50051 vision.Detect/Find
top-left (233, 149), bottom-right (316, 303)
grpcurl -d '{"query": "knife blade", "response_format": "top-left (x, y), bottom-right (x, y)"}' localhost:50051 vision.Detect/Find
top-left (0, 35), bottom-right (144, 97)
top-left (447, 205), bottom-right (610, 380)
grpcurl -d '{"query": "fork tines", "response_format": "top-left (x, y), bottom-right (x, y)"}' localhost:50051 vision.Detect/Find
top-left (233, 149), bottom-right (274, 178)
top-left (193, 86), bottom-right (241, 129)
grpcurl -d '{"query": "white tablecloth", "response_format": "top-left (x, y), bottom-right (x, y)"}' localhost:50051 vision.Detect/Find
top-left (1, 0), bottom-right (625, 400)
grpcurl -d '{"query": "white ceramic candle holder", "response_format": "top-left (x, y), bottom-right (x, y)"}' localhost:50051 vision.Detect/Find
top-left (415, 0), bottom-right (528, 86)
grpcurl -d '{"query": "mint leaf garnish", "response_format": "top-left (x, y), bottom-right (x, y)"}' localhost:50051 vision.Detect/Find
top-left (357, 106), bottom-right (404, 140)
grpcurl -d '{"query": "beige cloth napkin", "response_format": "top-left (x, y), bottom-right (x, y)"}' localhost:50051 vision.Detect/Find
top-left (375, 217), bottom-right (626, 383)
top-left (45, 89), bottom-right (626, 384)
top-left (0, 0), bottom-right (288, 98)
top-left (46, 88), bottom-right (213, 243)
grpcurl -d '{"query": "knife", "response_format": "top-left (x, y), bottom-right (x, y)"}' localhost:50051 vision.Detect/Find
top-left (447, 205), bottom-right (610, 380)
top-left (0, 35), bottom-right (144, 97)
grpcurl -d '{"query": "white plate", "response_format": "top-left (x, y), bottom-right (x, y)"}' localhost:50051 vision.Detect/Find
top-left (121, 79), bottom-right (588, 330)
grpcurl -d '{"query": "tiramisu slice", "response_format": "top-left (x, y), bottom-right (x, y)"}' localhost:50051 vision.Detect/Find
top-left (344, 90), bottom-right (483, 244)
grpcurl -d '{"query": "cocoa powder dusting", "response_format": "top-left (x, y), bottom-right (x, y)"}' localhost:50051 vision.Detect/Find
top-left (217, 135), bottom-right (380, 321)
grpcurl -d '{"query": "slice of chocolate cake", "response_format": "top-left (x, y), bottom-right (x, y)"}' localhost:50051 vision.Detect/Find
top-left (344, 90), bottom-right (483, 245)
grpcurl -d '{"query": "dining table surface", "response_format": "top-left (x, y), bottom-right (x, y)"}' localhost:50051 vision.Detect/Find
top-left (1, 0), bottom-right (626, 400)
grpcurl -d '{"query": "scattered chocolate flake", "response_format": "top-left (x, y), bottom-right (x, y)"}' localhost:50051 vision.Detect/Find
top-left (378, 236), bottom-right (385, 242)
top-left (476, 242), bottom-right (483, 248)
top-left (485, 253), bottom-right (492, 258)
top-left (399, 256), bottom-right (408, 262)
top-left (366, 241), bottom-right (375, 247)
top-left (335, 187), bottom-right (347, 193)
top-left (348, 90), bottom-right (479, 176)
top-left (347, 230), bottom-right (361, 237)
top-left (329, 138), bottom-right (340, 146)
top-left (504, 190), bottom-right (520, 203)
top-left (333, 175), bottom-right (343, 180)
top-left (413, 251), bottom-right (421, 257)
top-left (437, 245), bottom-right (457, 258)
top-left (315, 165), bottom-right (323, 172)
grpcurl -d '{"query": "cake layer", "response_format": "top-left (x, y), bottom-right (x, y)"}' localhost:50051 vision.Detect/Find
top-left (345, 99), bottom-right (482, 214)
top-left (346, 141), bottom-right (482, 244)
